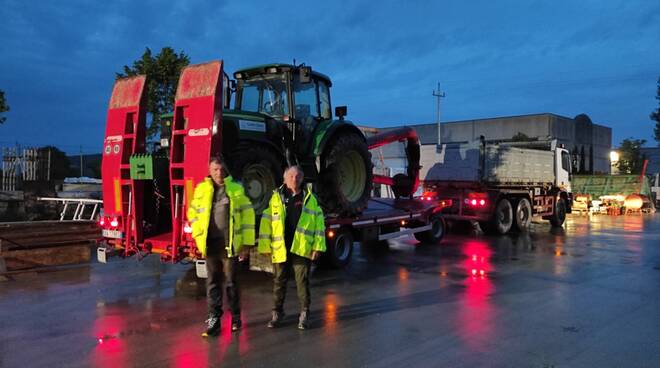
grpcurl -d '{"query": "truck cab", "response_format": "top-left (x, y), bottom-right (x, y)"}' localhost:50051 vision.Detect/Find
top-left (556, 146), bottom-right (572, 193)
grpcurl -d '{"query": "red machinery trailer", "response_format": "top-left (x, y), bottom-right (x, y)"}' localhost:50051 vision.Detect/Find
top-left (97, 60), bottom-right (446, 268)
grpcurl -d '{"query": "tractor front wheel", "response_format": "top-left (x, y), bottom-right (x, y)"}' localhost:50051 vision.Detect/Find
top-left (229, 145), bottom-right (284, 215)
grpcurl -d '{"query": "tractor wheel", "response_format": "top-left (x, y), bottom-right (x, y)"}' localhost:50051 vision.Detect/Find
top-left (319, 133), bottom-right (373, 216)
top-left (229, 145), bottom-right (284, 215)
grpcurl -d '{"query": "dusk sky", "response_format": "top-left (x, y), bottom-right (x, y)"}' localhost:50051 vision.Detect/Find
top-left (1, 0), bottom-right (659, 154)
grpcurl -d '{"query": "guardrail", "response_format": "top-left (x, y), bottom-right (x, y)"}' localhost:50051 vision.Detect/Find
top-left (37, 197), bottom-right (103, 221)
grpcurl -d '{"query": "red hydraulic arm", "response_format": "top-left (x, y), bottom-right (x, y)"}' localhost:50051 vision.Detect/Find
top-left (100, 76), bottom-right (147, 255)
top-left (169, 60), bottom-right (224, 261)
top-left (367, 126), bottom-right (421, 197)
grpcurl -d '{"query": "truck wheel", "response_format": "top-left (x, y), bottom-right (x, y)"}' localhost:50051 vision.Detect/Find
top-left (229, 145), bottom-right (284, 215)
top-left (325, 228), bottom-right (353, 268)
top-left (513, 198), bottom-right (532, 232)
top-left (490, 198), bottom-right (513, 234)
top-left (413, 216), bottom-right (445, 244)
top-left (319, 133), bottom-right (373, 216)
top-left (549, 198), bottom-right (567, 227)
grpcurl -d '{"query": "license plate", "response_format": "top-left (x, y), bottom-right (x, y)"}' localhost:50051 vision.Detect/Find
top-left (102, 229), bottom-right (123, 239)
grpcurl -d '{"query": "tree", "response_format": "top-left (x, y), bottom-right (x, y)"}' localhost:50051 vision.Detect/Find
top-left (0, 89), bottom-right (9, 124)
top-left (616, 138), bottom-right (647, 174)
top-left (651, 77), bottom-right (660, 145)
top-left (117, 47), bottom-right (190, 139)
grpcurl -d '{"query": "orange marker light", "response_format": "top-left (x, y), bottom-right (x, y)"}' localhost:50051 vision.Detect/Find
top-left (327, 230), bottom-right (335, 238)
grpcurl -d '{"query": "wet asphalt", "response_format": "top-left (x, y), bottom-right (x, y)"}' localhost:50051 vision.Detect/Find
top-left (1, 214), bottom-right (659, 368)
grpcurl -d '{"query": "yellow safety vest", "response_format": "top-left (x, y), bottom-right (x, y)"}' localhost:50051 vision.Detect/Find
top-left (258, 184), bottom-right (326, 263)
top-left (187, 176), bottom-right (255, 258)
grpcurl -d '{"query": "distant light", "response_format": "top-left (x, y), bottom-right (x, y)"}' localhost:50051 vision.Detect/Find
top-left (479, 199), bottom-right (486, 206)
top-left (471, 199), bottom-right (477, 206)
top-left (479, 269), bottom-right (485, 276)
top-left (327, 230), bottom-right (335, 238)
top-left (99, 218), bottom-right (105, 226)
top-left (110, 218), bottom-right (118, 227)
top-left (98, 338), bottom-right (103, 344)
top-left (471, 269), bottom-right (477, 276)
top-left (400, 220), bottom-right (407, 226)
top-left (610, 151), bottom-right (619, 162)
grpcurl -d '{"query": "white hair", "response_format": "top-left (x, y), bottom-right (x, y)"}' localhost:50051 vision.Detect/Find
top-left (283, 165), bottom-right (304, 179)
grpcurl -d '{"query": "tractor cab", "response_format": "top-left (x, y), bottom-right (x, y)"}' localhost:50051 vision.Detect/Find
top-left (233, 64), bottom-right (339, 161)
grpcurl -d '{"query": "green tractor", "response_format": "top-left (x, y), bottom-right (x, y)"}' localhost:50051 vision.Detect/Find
top-left (218, 63), bottom-right (373, 216)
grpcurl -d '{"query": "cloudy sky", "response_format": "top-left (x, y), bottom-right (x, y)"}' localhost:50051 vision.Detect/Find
top-left (1, 0), bottom-right (659, 154)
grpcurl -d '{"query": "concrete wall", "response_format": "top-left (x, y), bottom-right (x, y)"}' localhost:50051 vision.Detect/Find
top-left (440, 114), bottom-right (553, 144)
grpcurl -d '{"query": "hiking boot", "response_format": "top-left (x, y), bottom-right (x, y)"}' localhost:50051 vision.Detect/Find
top-left (231, 317), bottom-right (242, 332)
top-left (201, 314), bottom-right (220, 337)
top-left (267, 310), bottom-right (285, 328)
top-left (298, 310), bottom-right (309, 330)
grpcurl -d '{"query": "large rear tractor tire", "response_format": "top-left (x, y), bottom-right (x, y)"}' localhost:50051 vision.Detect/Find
top-left (319, 133), bottom-right (373, 216)
top-left (228, 145), bottom-right (284, 215)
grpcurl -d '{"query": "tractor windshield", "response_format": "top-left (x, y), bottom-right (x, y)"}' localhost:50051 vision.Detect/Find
top-left (239, 75), bottom-right (289, 117)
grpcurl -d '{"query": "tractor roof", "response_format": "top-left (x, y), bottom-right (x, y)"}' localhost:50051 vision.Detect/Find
top-left (234, 63), bottom-right (332, 86)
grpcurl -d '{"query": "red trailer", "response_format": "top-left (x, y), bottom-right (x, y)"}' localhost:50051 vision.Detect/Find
top-left (97, 60), bottom-right (446, 268)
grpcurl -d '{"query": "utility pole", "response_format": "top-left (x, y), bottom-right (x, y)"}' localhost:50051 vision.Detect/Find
top-left (432, 82), bottom-right (446, 147)
top-left (79, 145), bottom-right (83, 177)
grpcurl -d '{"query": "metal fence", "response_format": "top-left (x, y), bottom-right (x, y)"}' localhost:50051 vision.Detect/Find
top-left (1, 147), bottom-right (51, 191)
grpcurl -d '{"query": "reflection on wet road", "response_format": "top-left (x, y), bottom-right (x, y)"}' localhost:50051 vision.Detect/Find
top-left (1, 214), bottom-right (659, 367)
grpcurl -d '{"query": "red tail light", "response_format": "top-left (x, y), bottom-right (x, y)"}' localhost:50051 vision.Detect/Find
top-left (421, 191), bottom-right (436, 201)
top-left (110, 218), bottom-right (119, 227)
top-left (183, 222), bottom-right (193, 234)
top-left (466, 193), bottom-right (488, 207)
top-left (99, 217), bottom-right (106, 227)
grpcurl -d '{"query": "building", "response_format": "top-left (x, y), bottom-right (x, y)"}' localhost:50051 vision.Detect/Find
top-left (640, 147), bottom-right (660, 175)
top-left (374, 113), bottom-right (612, 179)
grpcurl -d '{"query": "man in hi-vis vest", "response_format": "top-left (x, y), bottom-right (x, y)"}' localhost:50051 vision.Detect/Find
top-left (258, 165), bottom-right (326, 330)
top-left (188, 157), bottom-right (255, 337)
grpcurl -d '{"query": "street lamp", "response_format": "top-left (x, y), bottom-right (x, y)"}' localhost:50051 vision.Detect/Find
top-left (610, 150), bottom-right (619, 174)
top-left (609, 151), bottom-right (619, 162)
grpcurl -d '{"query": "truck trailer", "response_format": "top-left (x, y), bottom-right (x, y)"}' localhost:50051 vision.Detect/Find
top-left (421, 137), bottom-right (572, 234)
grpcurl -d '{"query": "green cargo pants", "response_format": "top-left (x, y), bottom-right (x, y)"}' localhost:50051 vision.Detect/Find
top-left (272, 254), bottom-right (311, 313)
